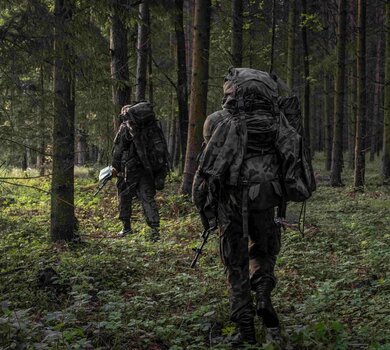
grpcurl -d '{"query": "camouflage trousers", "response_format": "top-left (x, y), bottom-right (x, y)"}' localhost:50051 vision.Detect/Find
top-left (117, 172), bottom-right (159, 228)
top-left (218, 189), bottom-right (281, 322)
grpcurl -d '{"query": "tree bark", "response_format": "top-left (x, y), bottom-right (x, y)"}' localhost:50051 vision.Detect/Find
top-left (175, 0), bottom-right (189, 169)
top-left (37, 64), bottom-right (46, 176)
top-left (110, 0), bottom-right (131, 131)
top-left (348, 65), bottom-right (357, 169)
top-left (269, 0), bottom-right (276, 72)
top-left (136, 0), bottom-right (150, 101)
top-left (324, 74), bottom-right (332, 171)
top-left (148, 13), bottom-right (154, 104)
top-left (231, 0), bottom-right (243, 67)
top-left (181, 0), bottom-right (211, 195)
top-left (383, 0), bottom-right (390, 179)
top-left (353, 0), bottom-right (366, 189)
top-left (286, 0), bottom-right (296, 90)
top-left (301, 0), bottom-right (311, 151)
top-left (371, 26), bottom-right (382, 162)
top-left (51, 0), bottom-right (75, 242)
top-left (330, 0), bottom-right (347, 187)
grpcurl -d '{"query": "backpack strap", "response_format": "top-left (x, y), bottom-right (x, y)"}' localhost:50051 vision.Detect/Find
top-left (236, 87), bottom-right (249, 239)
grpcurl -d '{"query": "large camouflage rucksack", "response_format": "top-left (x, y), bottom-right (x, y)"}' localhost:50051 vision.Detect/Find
top-left (121, 102), bottom-right (170, 190)
top-left (195, 68), bottom-right (315, 228)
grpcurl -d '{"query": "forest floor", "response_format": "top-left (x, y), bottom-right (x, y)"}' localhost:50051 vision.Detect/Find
top-left (0, 154), bottom-right (389, 350)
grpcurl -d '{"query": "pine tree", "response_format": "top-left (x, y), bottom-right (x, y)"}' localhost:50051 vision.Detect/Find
top-left (181, 0), bottom-right (211, 195)
top-left (354, 0), bottom-right (367, 189)
top-left (382, 0), bottom-right (390, 180)
top-left (330, 0), bottom-right (348, 186)
top-left (51, 0), bottom-right (76, 242)
top-left (110, 0), bottom-right (131, 131)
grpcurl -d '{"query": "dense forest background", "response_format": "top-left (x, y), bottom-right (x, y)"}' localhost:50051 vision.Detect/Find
top-left (0, 0), bottom-right (389, 349)
top-left (1, 0), bottom-right (389, 193)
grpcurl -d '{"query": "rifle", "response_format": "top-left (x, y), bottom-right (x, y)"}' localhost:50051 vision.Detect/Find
top-left (94, 166), bottom-right (113, 196)
top-left (190, 226), bottom-right (217, 268)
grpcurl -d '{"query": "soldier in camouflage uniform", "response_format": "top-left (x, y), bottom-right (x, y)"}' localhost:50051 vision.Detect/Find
top-left (193, 70), bottom-right (292, 346)
top-left (198, 112), bottom-right (281, 346)
top-left (111, 105), bottom-right (160, 241)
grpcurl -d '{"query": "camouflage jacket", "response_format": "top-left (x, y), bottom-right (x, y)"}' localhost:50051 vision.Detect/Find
top-left (112, 122), bottom-right (141, 177)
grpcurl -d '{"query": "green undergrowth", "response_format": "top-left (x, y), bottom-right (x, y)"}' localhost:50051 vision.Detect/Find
top-left (0, 157), bottom-right (389, 349)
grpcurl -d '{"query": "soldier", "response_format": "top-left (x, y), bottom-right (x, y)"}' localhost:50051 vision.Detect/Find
top-left (193, 68), bottom-right (315, 347)
top-left (112, 102), bottom-right (169, 242)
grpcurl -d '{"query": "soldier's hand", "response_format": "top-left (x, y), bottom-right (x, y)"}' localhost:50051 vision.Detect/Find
top-left (112, 167), bottom-right (118, 177)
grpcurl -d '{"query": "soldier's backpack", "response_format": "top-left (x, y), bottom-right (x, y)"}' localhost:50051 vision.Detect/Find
top-left (196, 68), bottom-right (315, 226)
top-left (121, 102), bottom-right (170, 190)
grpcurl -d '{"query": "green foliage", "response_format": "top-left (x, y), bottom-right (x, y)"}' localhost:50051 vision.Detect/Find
top-left (1, 157), bottom-right (389, 349)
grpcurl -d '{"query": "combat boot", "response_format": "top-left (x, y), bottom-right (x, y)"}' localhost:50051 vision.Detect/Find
top-left (117, 221), bottom-right (132, 237)
top-left (231, 315), bottom-right (257, 348)
top-left (255, 278), bottom-right (279, 328)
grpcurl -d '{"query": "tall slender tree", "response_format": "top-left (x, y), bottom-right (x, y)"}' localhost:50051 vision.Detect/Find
top-left (37, 64), bottom-right (46, 176)
top-left (371, 12), bottom-right (383, 162)
top-left (286, 0), bottom-right (296, 90)
top-left (324, 74), bottom-right (332, 171)
top-left (330, 0), bottom-right (348, 186)
top-left (301, 0), bottom-right (311, 150)
top-left (231, 0), bottom-right (243, 67)
top-left (136, 0), bottom-right (150, 101)
top-left (383, 0), bottom-right (390, 180)
top-left (110, 0), bottom-right (131, 131)
top-left (51, 0), bottom-right (75, 242)
top-left (175, 0), bottom-right (189, 168)
top-left (347, 0), bottom-right (357, 170)
top-left (354, 0), bottom-right (366, 189)
top-left (181, 0), bottom-right (211, 195)
top-left (269, 0), bottom-right (276, 72)
top-left (348, 65), bottom-right (357, 169)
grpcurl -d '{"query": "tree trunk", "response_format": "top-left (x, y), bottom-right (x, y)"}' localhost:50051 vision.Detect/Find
top-left (185, 0), bottom-right (195, 92)
top-left (371, 29), bottom-right (382, 162)
top-left (348, 65), bottom-right (357, 169)
top-left (51, 0), bottom-right (75, 242)
top-left (370, 3), bottom-right (383, 162)
top-left (248, 0), bottom-right (256, 68)
top-left (324, 74), bottom-right (332, 171)
top-left (76, 129), bottom-right (87, 166)
top-left (110, 0), bottom-right (131, 131)
top-left (383, 0), bottom-right (390, 179)
top-left (37, 64), bottom-right (46, 176)
top-left (181, 0), bottom-right (211, 195)
top-left (301, 0), bottom-right (311, 151)
top-left (354, 0), bottom-right (366, 189)
top-left (330, 0), bottom-right (347, 187)
top-left (148, 14), bottom-right (154, 104)
top-left (269, 0), bottom-right (276, 72)
top-left (175, 118), bottom-right (181, 168)
top-left (231, 0), bottom-right (243, 67)
top-left (175, 0), bottom-right (189, 169)
top-left (136, 0), bottom-right (149, 101)
top-left (286, 0), bottom-right (296, 90)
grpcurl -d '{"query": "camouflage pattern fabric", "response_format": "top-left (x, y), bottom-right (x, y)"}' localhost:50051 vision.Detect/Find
top-left (192, 67), bottom-right (316, 326)
top-left (117, 172), bottom-right (159, 228)
top-left (218, 186), bottom-right (281, 322)
top-left (197, 107), bottom-right (313, 203)
top-left (112, 123), bottom-right (160, 229)
top-left (278, 96), bottom-right (316, 194)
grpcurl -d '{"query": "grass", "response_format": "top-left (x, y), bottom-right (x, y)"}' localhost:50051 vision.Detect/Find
top-left (0, 154), bottom-right (389, 349)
